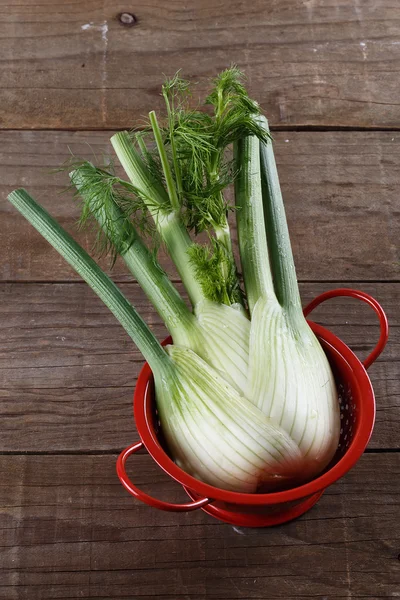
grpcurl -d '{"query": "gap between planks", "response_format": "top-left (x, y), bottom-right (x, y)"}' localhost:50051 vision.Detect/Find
top-left (0, 448), bottom-right (398, 456)
top-left (1, 279), bottom-right (399, 285)
top-left (2, 125), bottom-right (400, 133)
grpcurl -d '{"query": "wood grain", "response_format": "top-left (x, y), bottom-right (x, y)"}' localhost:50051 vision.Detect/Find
top-left (0, 281), bottom-right (397, 452)
top-left (1, 0), bottom-right (400, 129)
top-left (1, 130), bottom-right (399, 282)
top-left (0, 453), bottom-right (399, 599)
top-left (1, 1), bottom-right (399, 596)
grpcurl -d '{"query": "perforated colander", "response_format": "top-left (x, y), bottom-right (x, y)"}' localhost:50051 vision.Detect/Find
top-left (117, 289), bottom-right (388, 527)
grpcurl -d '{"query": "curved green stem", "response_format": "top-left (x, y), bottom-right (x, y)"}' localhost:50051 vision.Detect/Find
top-left (71, 169), bottom-right (195, 341)
top-left (111, 131), bottom-right (205, 307)
top-left (214, 222), bottom-right (232, 279)
top-left (162, 91), bottom-right (184, 200)
top-left (149, 110), bottom-right (180, 212)
top-left (8, 189), bottom-right (170, 375)
top-left (158, 211), bottom-right (205, 307)
top-left (258, 117), bottom-right (301, 312)
top-left (234, 136), bottom-right (276, 313)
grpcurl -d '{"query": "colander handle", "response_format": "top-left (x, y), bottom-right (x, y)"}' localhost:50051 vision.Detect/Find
top-left (303, 288), bottom-right (389, 370)
top-left (116, 441), bottom-right (212, 512)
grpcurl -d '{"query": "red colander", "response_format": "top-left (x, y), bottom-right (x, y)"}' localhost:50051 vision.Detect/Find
top-left (117, 289), bottom-right (389, 527)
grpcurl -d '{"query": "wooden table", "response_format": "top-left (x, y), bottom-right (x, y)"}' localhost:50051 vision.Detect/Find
top-left (1, 1), bottom-right (399, 598)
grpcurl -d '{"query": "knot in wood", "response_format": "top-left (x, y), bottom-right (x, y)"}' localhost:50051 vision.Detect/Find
top-left (118, 12), bottom-right (137, 26)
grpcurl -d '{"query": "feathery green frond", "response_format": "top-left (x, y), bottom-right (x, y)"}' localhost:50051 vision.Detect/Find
top-left (70, 161), bottom-right (159, 263)
top-left (187, 238), bottom-right (242, 305)
top-left (133, 131), bottom-right (166, 185)
top-left (162, 71), bottom-right (192, 108)
top-left (206, 66), bottom-right (270, 150)
top-left (183, 166), bottom-right (236, 233)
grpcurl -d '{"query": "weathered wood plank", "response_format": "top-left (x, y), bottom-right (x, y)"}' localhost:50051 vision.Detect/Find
top-left (0, 281), bottom-right (397, 452)
top-left (1, 0), bottom-right (400, 129)
top-left (0, 453), bottom-right (399, 599)
top-left (1, 130), bottom-right (399, 282)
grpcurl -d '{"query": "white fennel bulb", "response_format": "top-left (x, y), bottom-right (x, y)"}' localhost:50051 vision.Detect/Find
top-left (156, 345), bottom-right (302, 492)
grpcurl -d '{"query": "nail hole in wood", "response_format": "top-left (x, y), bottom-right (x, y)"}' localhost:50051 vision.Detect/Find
top-left (118, 12), bottom-right (137, 26)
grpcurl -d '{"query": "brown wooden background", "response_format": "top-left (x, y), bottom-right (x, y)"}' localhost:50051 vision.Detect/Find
top-left (1, 1), bottom-right (399, 598)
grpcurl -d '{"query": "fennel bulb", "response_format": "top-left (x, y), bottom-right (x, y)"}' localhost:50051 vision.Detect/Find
top-left (248, 297), bottom-right (339, 478)
top-left (158, 345), bottom-right (302, 492)
top-left (8, 68), bottom-right (341, 495)
top-left (235, 121), bottom-right (340, 478)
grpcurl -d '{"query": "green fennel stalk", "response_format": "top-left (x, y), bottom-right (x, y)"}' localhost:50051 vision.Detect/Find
top-left (71, 167), bottom-right (194, 341)
top-left (7, 189), bottom-right (169, 374)
top-left (258, 116), bottom-right (302, 312)
top-left (234, 135), bottom-right (276, 313)
top-left (111, 130), bottom-right (205, 307)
